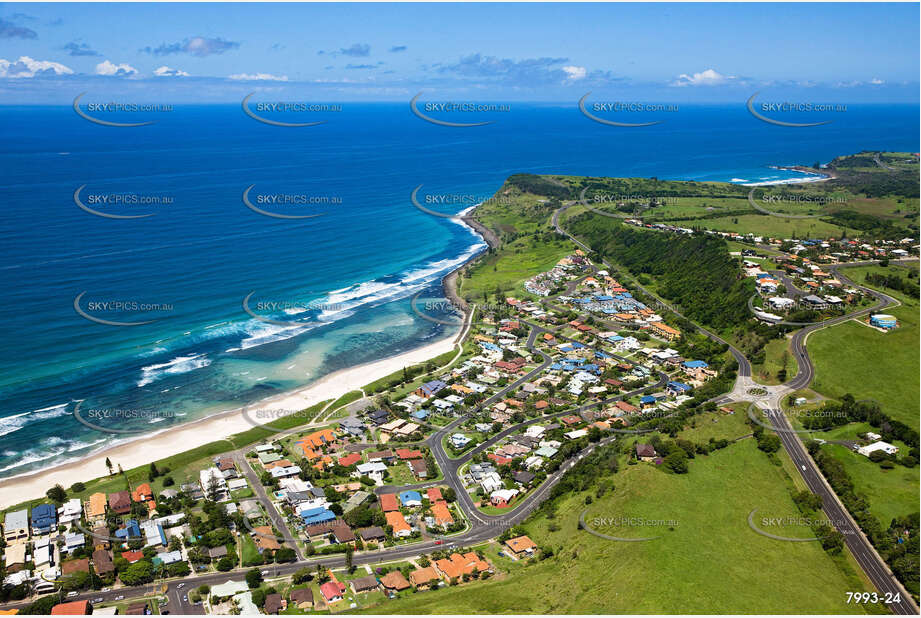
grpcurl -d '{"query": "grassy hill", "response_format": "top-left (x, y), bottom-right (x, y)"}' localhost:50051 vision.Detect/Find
top-left (359, 431), bottom-right (871, 614)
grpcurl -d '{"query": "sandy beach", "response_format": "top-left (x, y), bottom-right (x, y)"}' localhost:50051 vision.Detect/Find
top-left (0, 334), bottom-right (458, 510)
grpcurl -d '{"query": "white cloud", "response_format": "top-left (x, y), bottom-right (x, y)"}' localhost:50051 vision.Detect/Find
top-left (0, 55), bottom-right (73, 78)
top-left (154, 65), bottom-right (189, 77)
top-left (95, 60), bottom-right (138, 76)
top-left (671, 68), bottom-right (732, 87)
top-left (562, 65), bottom-right (587, 81)
top-left (228, 72), bottom-right (288, 81)
top-left (870, 77), bottom-right (884, 85)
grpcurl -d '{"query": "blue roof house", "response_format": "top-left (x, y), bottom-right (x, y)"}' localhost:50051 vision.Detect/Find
top-left (31, 504), bottom-right (57, 534)
top-left (399, 491), bottom-right (422, 507)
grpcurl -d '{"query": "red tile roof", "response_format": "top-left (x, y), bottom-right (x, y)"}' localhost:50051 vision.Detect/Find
top-left (379, 493), bottom-right (399, 512)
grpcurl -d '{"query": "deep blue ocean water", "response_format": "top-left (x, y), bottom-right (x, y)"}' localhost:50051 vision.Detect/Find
top-left (0, 102), bottom-right (917, 478)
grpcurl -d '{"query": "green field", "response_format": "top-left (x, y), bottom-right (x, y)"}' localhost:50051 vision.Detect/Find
top-left (669, 213), bottom-right (846, 239)
top-left (819, 443), bottom-right (919, 527)
top-left (360, 441), bottom-right (869, 614)
top-left (807, 265), bottom-right (920, 431)
top-left (752, 336), bottom-right (800, 386)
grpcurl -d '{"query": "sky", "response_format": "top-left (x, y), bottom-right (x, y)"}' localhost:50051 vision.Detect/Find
top-left (1, 2), bottom-right (918, 103)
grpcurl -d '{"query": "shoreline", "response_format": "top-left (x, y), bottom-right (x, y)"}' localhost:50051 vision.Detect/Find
top-left (0, 205), bottom-right (495, 511)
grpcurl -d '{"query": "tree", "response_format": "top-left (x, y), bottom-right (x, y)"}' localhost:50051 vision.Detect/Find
top-left (345, 546), bottom-right (354, 573)
top-left (274, 547), bottom-right (296, 563)
top-left (70, 482), bottom-right (86, 493)
top-left (251, 589), bottom-right (267, 608)
top-left (246, 568), bottom-right (263, 589)
top-left (46, 484), bottom-right (66, 503)
top-left (105, 457), bottom-right (114, 476)
top-left (663, 450), bottom-right (688, 474)
top-left (216, 556), bottom-right (236, 571)
top-left (119, 561), bottom-right (156, 586)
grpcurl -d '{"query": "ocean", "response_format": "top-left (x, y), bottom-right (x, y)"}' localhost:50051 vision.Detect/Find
top-left (0, 101), bottom-right (917, 479)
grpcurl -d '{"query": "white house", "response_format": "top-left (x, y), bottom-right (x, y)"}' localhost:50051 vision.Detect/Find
top-left (858, 441), bottom-right (899, 458)
top-left (356, 461), bottom-right (388, 482)
top-left (480, 471), bottom-right (503, 494)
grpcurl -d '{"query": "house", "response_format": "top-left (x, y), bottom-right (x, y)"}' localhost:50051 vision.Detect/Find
top-left (63, 533), bottom-right (85, 553)
top-left (430, 501), bottom-right (454, 527)
top-left (399, 490), bottom-right (423, 508)
top-left (92, 549), bottom-right (115, 575)
top-left (30, 504), bottom-right (57, 535)
top-left (649, 321), bottom-right (680, 340)
top-left (121, 550), bottom-right (144, 563)
top-left (50, 601), bottom-right (91, 615)
top-left (3, 543), bottom-right (26, 572)
top-left (356, 461), bottom-right (388, 482)
top-left (513, 470), bottom-right (535, 485)
top-left (426, 487), bottom-right (443, 502)
top-left (415, 380), bottom-right (448, 399)
top-left (858, 441), bottom-right (899, 457)
top-left (450, 433), bottom-right (472, 449)
top-left (366, 450), bottom-right (396, 463)
top-left (84, 493), bottom-right (107, 525)
top-left (125, 602), bottom-right (148, 615)
top-left (379, 493), bottom-right (400, 512)
top-left (490, 488), bottom-right (519, 507)
top-left (408, 459), bottom-right (428, 479)
top-left (666, 381), bottom-right (692, 396)
top-left (139, 520), bottom-right (167, 547)
top-left (636, 443), bottom-right (657, 461)
top-left (504, 535), bottom-right (537, 559)
top-left (396, 448), bottom-right (423, 460)
top-left (351, 575), bottom-right (380, 594)
top-left (479, 471), bottom-right (504, 493)
top-left (300, 507), bottom-right (336, 526)
top-left (3, 510), bottom-right (28, 544)
top-left (200, 467), bottom-right (229, 501)
top-left (385, 511), bottom-right (412, 537)
top-left (58, 499), bottom-right (83, 526)
top-left (289, 588), bottom-right (314, 610)
top-left (359, 526), bottom-right (387, 542)
top-left (264, 593), bottom-right (285, 615)
top-left (380, 570), bottom-right (411, 592)
top-left (320, 580), bottom-right (345, 604)
top-left (207, 545), bottom-right (228, 560)
top-left (343, 490), bottom-right (372, 514)
top-left (338, 453), bottom-right (362, 467)
top-left (108, 491), bottom-right (132, 515)
top-left (131, 483), bottom-right (156, 510)
top-left (409, 566), bottom-right (440, 589)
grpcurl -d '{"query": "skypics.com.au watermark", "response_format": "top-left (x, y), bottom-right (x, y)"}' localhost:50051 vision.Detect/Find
top-left (74, 184), bottom-right (174, 219)
top-left (242, 292), bottom-right (343, 327)
top-left (73, 93), bottom-right (172, 127)
top-left (74, 292), bottom-right (175, 326)
top-left (242, 185), bottom-right (341, 219)
top-left (579, 509), bottom-right (677, 541)
top-left (73, 403), bottom-right (181, 434)
top-left (242, 93), bottom-right (341, 127)
top-left (578, 93), bottom-right (672, 127)
top-left (746, 92), bottom-right (845, 127)
top-left (410, 92), bottom-right (507, 127)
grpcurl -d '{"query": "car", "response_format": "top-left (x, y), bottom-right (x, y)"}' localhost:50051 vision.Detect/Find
top-left (101, 588), bottom-right (111, 592)
top-left (115, 595), bottom-right (124, 601)
top-left (177, 583), bottom-right (185, 589)
top-left (801, 465), bottom-right (807, 471)
top-left (434, 540), bottom-right (442, 545)
top-left (183, 595), bottom-right (188, 602)
top-left (66, 592), bottom-right (78, 598)
top-left (93, 598), bottom-right (103, 604)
